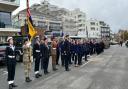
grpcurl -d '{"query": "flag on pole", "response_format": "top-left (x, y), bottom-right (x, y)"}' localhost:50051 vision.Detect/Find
top-left (26, 0), bottom-right (37, 41)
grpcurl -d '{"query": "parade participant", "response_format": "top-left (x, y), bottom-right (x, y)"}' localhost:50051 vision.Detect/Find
top-left (60, 38), bottom-right (65, 67)
top-left (68, 38), bottom-right (72, 65)
top-left (74, 40), bottom-right (79, 67)
top-left (40, 39), bottom-right (45, 71)
top-left (63, 35), bottom-right (71, 71)
top-left (6, 37), bottom-right (18, 89)
top-left (83, 41), bottom-right (88, 62)
top-left (77, 40), bottom-right (83, 65)
top-left (33, 36), bottom-right (42, 78)
top-left (40, 37), bottom-right (50, 74)
top-left (51, 37), bottom-right (58, 71)
top-left (71, 40), bottom-right (75, 62)
top-left (56, 39), bottom-right (60, 65)
top-left (23, 39), bottom-right (32, 82)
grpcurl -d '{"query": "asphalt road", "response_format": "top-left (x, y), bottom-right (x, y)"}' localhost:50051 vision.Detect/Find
top-left (0, 45), bottom-right (128, 89)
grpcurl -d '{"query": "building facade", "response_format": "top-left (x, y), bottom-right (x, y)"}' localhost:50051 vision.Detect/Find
top-left (100, 21), bottom-right (110, 40)
top-left (13, 1), bottom-right (87, 37)
top-left (0, 0), bottom-right (20, 43)
top-left (78, 19), bottom-right (101, 39)
top-left (78, 19), bottom-right (110, 39)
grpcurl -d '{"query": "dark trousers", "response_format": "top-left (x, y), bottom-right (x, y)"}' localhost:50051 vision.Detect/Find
top-left (71, 53), bottom-right (75, 61)
top-left (64, 55), bottom-right (69, 70)
top-left (34, 56), bottom-right (41, 72)
top-left (43, 57), bottom-right (49, 73)
top-left (78, 54), bottom-right (82, 65)
top-left (74, 55), bottom-right (78, 65)
top-left (68, 54), bottom-right (72, 64)
top-left (85, 53), bottom-right (87, 61)
top-left (61, 54), bottom-right (65, 66)
top-left (7, 59), bottom-right (16, 82)
top-left (56, 51), bottom-right (60, 65)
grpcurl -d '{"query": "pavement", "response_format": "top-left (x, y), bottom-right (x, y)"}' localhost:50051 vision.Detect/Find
top-left (0, 45), bottom-right (128, 89)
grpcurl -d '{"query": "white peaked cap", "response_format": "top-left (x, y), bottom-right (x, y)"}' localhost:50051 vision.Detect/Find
top-left (7, 37), bottom-right (13, 42)
top-left (35, 35), bottom-right (39, 38)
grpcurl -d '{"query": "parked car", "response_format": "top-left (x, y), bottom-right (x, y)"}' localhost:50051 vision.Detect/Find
top-left (110, 41), bottom-right (119, 45)
top-left (125, 40), bottom-right (128, 47)
top-left (0, 43), bottom-right (8, 65)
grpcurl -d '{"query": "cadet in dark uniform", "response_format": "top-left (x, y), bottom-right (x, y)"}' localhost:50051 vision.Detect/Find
top-left (74, 40), bottom-right (79, 67)
top-left (6, 37), bottom-right (18, 89)
top-left (83, 41), bottom-right (88, 62)
top-left (33, 36), bottom-right (42, 78)
top-left (56, 40), bottom-right (60, 65)
top-left (60, 39), bottom-right (65, 67)
top-left (71, 40), bottom-right (75, 62)
top-left (63, 35), bottom-right (71, 71)
top-left (77, 40), bottom-right (83, 65)
top-left (40, 38), bottom-right (50, 74)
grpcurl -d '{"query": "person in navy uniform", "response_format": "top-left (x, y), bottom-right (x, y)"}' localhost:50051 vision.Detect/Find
top-left (33, 36), bottom-right (42, 78)
top-left (70, 40), bottom-right (75, 62)
top-left (63, 35), bottom-right (71, 71)
top-left (6, 37), bottom-right (18, 89)
top-left (74, 40), bottom-right (79, 67)
top-left (77, 40), bottom-right (83, 65)
top-left (40, 37), bottom-right (50, 74)
top-left (56, 39), bottom-right (60, 65)
top-left (68, 39), bottom-right (72, 65)
top-left (60, 38), bottom-right (65, 67)
top-left (83, 41), bottom-right (88, 62)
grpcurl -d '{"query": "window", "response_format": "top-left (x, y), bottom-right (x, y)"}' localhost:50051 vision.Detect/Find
top-left (0, 12), bottom-right (11, 28)
top-left (90, 22), bottom-right (95, 25)
top-left (91, 27), bottom-right (95, 31)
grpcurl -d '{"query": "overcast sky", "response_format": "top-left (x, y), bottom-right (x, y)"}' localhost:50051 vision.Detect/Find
top-left (13, 0), bottom-right (128, 33)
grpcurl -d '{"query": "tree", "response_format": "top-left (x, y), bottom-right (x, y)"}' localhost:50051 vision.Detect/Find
top-left (120, 31), bottom-right (128, 41)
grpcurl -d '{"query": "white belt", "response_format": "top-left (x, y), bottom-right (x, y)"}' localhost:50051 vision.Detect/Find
top-left (36, 50), bottom-right (40, 52)
top-left (52, 48), bottom-right (56, 49)
top-left (8, 56), bottom-right (15, 58)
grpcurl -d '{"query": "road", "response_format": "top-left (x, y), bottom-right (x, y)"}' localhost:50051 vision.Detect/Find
top-left (0, 45), bottom-right (128, 89)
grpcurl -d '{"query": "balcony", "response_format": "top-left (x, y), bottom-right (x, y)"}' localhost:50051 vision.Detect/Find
top-left (0, 0), bottom-right (20, 12)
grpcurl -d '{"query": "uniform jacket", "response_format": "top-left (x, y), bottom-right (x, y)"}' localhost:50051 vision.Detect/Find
top-left (33, 43), bottom-right (40, 58)
top-left (6, 46), bottom-right (16, 60)
top-left (23, 45), bottom-right (32, 63)
top-left (63, 39), bottom-right (70, 55)
top-left (40, 44), bottom-right (50, 60)
top-left (51, 41), bottom-right (57, 55)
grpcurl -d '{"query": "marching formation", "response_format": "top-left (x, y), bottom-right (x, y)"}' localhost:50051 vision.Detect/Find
top-left (5, 35), bottom-right (105, 89)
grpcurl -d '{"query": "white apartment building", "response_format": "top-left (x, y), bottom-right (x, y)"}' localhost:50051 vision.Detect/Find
top-left (78, 19), bottom-right (110, 39)
top-left (78, 19), bottom-right (101, 38)
top-left (71, 8), bottom-right (86, 32)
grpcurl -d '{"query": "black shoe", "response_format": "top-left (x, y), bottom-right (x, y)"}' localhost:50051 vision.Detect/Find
top-left (9, 84), bottom-right (13, 89)
top-left (35, 74), bottom-right (39, 78)
top-left (11, 83), bottom-right (18, 87)
top-left (38, 73), bottom-right (42, 77)
top-left (44, 71), bottom-right (50, 75)
top-left (53, 68), bottom-right (58, 71)
top-left (26, 77), bottom-right (32, 82)
top-left (66, 69), bottom-right (71, 71)
top-left (85, 60), bottom-right (88, 62)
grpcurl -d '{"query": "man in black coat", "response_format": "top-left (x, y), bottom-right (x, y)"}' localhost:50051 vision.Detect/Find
top-left (6, 37), bottom-right (18, 89)
top-left (40, 38), bottom-right (50, 74)
top-left (63, 35), bottom-right (71, 71)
